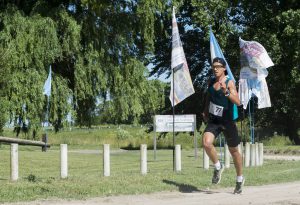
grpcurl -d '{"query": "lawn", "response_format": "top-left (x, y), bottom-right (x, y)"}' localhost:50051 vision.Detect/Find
top-left (1, 144), bottom-right (300, 203)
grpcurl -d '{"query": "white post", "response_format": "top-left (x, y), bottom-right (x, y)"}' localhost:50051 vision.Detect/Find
top-left (238, 143), bottom-right (242, 155)
top-left (60, 144), bottom-right (68, 179)
top-left (255, 142), bottom-right (259, 166)
top-left (175, 144), bottom-right (181, 172)
top-left (224, 144), bottom-right (230, 168)
top-left (103, 144), bottom-right (110, 177)
top-left (10, 143), bottom-right (18, 181)
top-left (239, 142), bottom-right (244, 166)
top-left (259, 143), bottom-right (264, 166)
top-left (140, 144), bottom-right (147, 175)
top-left (245, 142), bottom-right (250, 167)
top-left (250, 143), bottom-right (256, 167)
top-left (203, 148), bottom-right (209, 169)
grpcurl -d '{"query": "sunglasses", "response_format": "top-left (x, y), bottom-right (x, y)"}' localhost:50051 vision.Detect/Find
top-left (212, 65), bottom-right (224, 69)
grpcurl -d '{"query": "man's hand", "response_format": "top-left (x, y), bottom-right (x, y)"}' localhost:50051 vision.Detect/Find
top-left (219, 81), bottom-right (227, 94)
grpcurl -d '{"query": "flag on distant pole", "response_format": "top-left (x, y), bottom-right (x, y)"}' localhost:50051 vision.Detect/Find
top-left (210, 28), bottom-right (235, 83)
top-left (169, 7), bottom-right (195, 107)
top-left (42, 65), bottom-right (52, 151)
top-left (43, 65), bottom-right (52, 97)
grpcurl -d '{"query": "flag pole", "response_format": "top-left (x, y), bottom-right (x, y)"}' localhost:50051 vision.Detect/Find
top-left (43, 88), bottom-right (50, 152)
top-left (170, 7), bottom-right (194, 171)
top-left (172, 68), bottom-right (175, 171)
top-left (172, 6), bottom-right (175, 172)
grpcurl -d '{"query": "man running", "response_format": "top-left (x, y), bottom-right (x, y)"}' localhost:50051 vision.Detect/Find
top-left (202, 57), bottom-right (244, 194)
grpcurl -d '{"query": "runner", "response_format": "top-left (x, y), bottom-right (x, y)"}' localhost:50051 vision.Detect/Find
top-left (202, 57), bottom-right (244, 194)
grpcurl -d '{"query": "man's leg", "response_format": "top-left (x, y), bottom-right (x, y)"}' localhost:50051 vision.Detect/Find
top-left (223, 121), bottom-right (244, 193)
top-left (203, 132), bottom-right (224, 184)
top-left (203, 132), bottom-right (218, 163)
top-left (229, 146), bottom-right (244, 194)
top-left (229, 147), bottom-right (242, 176)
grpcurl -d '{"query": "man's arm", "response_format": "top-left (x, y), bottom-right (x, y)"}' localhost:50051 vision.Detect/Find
top-left (202, 92), bottom-right (210, 122)
top-left (225, 80), bottom-right (240, 105)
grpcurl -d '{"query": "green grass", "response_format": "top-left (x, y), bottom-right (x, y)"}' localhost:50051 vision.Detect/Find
top-left (261, 135), bottom-right (293, 146)
top-left (1, 145), bottom-right (300, 203)
top-left (1, 126), bottom-right (202, 149)
top-left (1, 126), bottom-right (299, 202)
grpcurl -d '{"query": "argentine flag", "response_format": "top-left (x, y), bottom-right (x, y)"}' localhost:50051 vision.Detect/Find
top-left (210, 28), bottom-right (236, 83)
top-left (43, 65), bottom-right (52, 97)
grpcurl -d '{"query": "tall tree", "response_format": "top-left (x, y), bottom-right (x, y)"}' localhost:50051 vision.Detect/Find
top-left (0, 0), bottom-right (169, 134)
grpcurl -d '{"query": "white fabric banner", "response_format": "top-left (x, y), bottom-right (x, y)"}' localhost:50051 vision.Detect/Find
top-left (169, 8), bottom-right (195, 107)
top-left (238, 38), bottom-right (273, 109)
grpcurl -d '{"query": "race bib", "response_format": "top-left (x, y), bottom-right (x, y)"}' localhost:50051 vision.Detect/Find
top-left (209, 102), bottom-right (224, 117)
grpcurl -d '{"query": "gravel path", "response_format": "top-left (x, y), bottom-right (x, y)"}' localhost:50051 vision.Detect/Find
top-left (4, 181), bottom-right (300, 205)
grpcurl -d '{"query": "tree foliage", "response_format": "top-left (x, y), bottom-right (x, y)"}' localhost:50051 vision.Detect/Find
top-left (0, 1), bottom-right (167, 135)
top-left (149, 0), bottom-right (300, 143)
top-left (0, 0), bottom-right (299, 143)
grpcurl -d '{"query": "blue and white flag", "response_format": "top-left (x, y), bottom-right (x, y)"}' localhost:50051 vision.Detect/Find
top-left (210, 28), bottom-right (235, 83)
top-left (238, 38), bottom-right (273, 109)
top-left (43, 65), bottom-right (52, 97)
top-left (239, 38), bottom-right (274, 80)
top-left (169, 7), bottom-right (195, 107)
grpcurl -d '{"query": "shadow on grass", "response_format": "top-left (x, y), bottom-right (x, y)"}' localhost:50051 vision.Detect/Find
top-left (162, 179), bottom-right (219, 194)
top-left (121, 145), bottom-right (174, 150)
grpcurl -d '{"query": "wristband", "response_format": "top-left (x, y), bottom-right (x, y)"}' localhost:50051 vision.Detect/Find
top-left (225, 89), bottom-right (230, 97)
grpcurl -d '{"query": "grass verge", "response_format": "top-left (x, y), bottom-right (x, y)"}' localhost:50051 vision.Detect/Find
top-left (0, 145), bottom-right (300, 203)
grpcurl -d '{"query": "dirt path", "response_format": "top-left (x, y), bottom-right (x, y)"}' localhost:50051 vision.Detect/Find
top-left (264, 154), bottom-right (300, 161)
top-left (4, 181), bottom-right (300, 205)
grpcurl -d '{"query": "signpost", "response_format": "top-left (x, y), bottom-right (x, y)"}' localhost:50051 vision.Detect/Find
top-left (153, 115), bottom-right (197, 160)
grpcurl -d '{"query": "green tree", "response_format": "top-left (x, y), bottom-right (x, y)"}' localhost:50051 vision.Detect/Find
top-left (149, 0), bottom-right (299, 142)
top-left (231, 1), bottom-right (300, 143)
top-left (0, 1), bottom-right (168, 134)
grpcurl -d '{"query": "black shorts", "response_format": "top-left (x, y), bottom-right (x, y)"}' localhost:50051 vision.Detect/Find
top-left (204, 120), bottom-right (240, 147)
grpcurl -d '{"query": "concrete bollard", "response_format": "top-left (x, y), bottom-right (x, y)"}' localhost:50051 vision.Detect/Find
top-left (244, 142), bottom-right (250, 167)
top-left (255, 142), bottom-right (259, 166)
top-left (60, 144), bottom-right (68, 179)
top-left (140, 144), bottom-right (147, 175)
top-left (250, 143), bottom-right (256, 167)
top-left (238, 143), bottom-right (241, 155)
top-left (103, 144), bottom-right (110, 177)
top-left (175, 145), bottom-right (181, 172)
top-left (203, 148), bottom-right (209, 169)
top-left (10, 143), bottom-right (18, 181)
top-left (239, 142), bottom-right (244, 166)
top-left (259, 143), bottom-right (264, 166)
top-left (224, 144), bottom-right (230, 168)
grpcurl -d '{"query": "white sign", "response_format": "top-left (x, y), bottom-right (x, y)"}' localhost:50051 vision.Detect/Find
top-left (154, 115), bottom-right (196, 132)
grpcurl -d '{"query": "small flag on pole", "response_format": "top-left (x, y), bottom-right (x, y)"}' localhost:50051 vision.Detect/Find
top-left (169, 8), bottom-right (195, 107)
top-left (43, 65), bottom-right (52, 97)
top-left (210, 28), bottom-right (235, 83)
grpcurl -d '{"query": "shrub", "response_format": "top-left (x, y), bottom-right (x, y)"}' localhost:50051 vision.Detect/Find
top-left (262, 135), bottom-right (293, 146)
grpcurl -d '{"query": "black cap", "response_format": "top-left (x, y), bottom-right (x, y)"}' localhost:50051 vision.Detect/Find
top-left (212, 57), bottom-right (226, 67)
